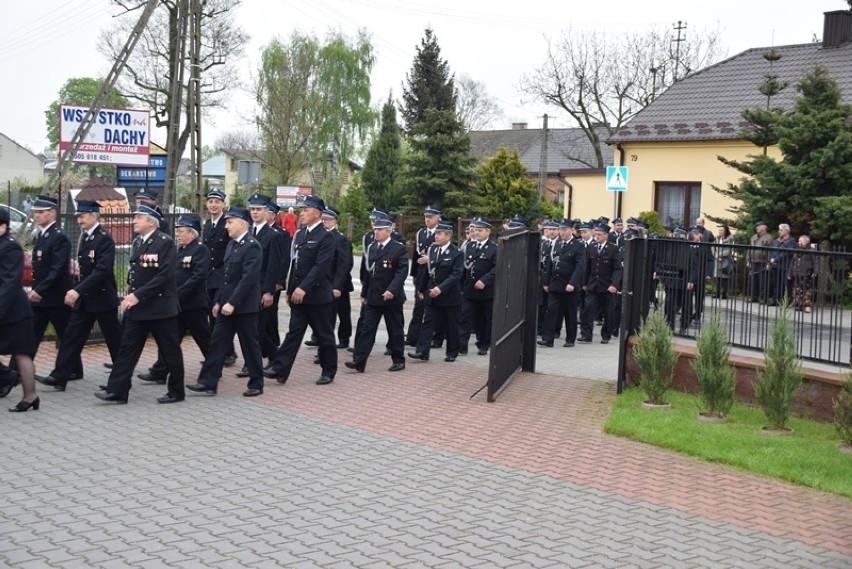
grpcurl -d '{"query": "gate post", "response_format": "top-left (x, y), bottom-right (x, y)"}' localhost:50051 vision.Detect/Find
top-left (617, 237), bottom-right (649, 394)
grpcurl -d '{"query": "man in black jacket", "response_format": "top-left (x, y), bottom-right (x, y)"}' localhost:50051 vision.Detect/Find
top-left (460, 217), bottom-right (498, 355)
top-left (138, 216), bottom-right (211, 385)
top-left (37, 201), bottom-right (122, 392)
top-left (406, 205), bottom-right (440, 346)
top-left (579, 223), bottom-right (623, 344)
top-left (27, 195), bottom-right (82, 378)
top-left (345, 217), bottom-right (408, 373)
top-left (188, 207), bottom-right (264, 396)
top-left (202, 189), bottom-right (237, 366)
top-left (322, 206), bottom-right (353, 348)
top-left (264, 196), bottom-right (337, 385)
top-left (539, 219), bottom-right (586, 348)
top-left (408, 221), bottom-right (464, 362)
top-left (97, 205), bottom-right (184, 404)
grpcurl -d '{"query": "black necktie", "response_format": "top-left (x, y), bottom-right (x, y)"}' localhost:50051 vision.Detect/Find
top-left (253, 226), bottom-right (258, 236)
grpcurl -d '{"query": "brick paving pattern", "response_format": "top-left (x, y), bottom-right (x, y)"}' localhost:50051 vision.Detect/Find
top-left (1, 298), bottom-right (850, 568)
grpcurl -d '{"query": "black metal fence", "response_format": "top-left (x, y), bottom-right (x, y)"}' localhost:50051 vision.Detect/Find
top-left (619, 236), bottom-right (852, 369)
top-left (486, 228), bottom-right (540, 401)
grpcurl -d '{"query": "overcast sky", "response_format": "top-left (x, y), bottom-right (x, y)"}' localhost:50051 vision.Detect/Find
top-left (0, 0), bottom-right (844, 154)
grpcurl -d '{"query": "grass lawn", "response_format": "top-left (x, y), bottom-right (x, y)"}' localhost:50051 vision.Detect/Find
top-left (605, 388), bottom-right (852, 498)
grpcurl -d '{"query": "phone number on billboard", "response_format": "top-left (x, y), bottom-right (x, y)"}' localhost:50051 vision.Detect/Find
top-left (74, 152), bottom-right (111, 162)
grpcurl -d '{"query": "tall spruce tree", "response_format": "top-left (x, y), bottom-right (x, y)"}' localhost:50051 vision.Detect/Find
top-left (399, 28), bottom-right (457, 134)
top-left (402, 109), bottom-right (475, 217)
top-left (715, 65), bottom-right (852, 241)
top-left (361, 95), bottom-right (404, 211)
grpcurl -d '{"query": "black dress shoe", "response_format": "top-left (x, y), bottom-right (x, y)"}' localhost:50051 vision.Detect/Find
top-left (262, 369), bottom-right (287, 383)
top-left (336, 342), bottom-right (349, 349)
top-left (577, 337), bottom-right (592, 343)
top-left (431, 341), bottom-right (443, 348)
top-left (313, 356), bottom-right (320, 364)
top-left (235, 366), bottom-right (250, 378)
top-left (223, 354), bottom-right (237, 367)
top-left (263, 360), bottom-right (274, 371)
top-left (137, 372), bottom-right (166, 384)
top-left (304, 339), bottom-right (319, 347)
top-left (103, 363), bottom-right (113, 369)
top-left (243, 388), bottom-right (263, 397)
top-left (0, 377), bottom-right (20, 398)
top-left (346, 347), bottom-right (355, 353)
top-left (157, 394), bottom-right (184, 404)
top-left (600, 338), bottom-right (610, 344)
top-left (563, 341), bottom-right (575, 347)
top-left (383, 349), bottom-right (391, 356)
top-left (9, 397), bottom-right (39, 412)
top-left (444, 356), bottom-right (456, 362)
top-left (388, 362), bottom-right (405, 372)
top-left (316, 375), bottom-right (334, 385)
top-left (35, 375), bottom-right (66, 391)
top-left (69, 372), bottom-right (84, 381)
top-left (458, 348), bottom-right (468, 355)
top-left (186, 383), bottom-right (217, 394)
top-left (477, 349), bottom-right (489, 356)
top-left (407, 352), bottom-right (429, 361)
top-left (98, 384), bottom-right (108, 391)
top-left (95, 391), bottom-right (128, 404)
top-left (344, 361), bottom-right (365, 373)
top-left (405, 339), bottom-right (417, 347)
top-left (537, 340), bottom-right (554, 347)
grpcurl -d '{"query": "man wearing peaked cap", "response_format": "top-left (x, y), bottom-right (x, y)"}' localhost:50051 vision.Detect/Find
top-left (460, 216), bottom-right (497, 356)
top-left (579, 222), bottom-right (622, 345)
top-left (37, 201), bottom-right (123, 392)
top-left (25, 193), bottom-right (82, 383)
top-left (406, 205), bottom-right (442, 347)
top-left (98, 200), bottom-right (185, 404)
top-left (317, 206), bottom-right (353, 350)
top-left (134, 189), bottom-right (169, 234)
top-left (539, 216), bottom-right (586, 348)
top-left (141, 216), bottom-right (212, 386)
top-left (189, 206), bottom-right (264, 396)
top-left (202, 188), bottom-right (237, 366)
top-left (409, 221), bottom-right (463, 362)
top-left (259, 200), bottom-right (292, 364)
top-left (264, 193), bottom-right (338, 386)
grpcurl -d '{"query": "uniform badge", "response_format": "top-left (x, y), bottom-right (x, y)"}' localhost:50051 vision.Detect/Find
top-left (36, 250), bottom-right (43, 259)
top-left (182, 255), bottom-right (192, 268)
top-left (88, 250), bottom-right (95, 261)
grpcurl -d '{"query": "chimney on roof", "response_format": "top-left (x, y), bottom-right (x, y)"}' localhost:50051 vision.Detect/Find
top-left (822, 10), bottom-right (852, 48)
top-left (511, 122), bottom-right (528, 130)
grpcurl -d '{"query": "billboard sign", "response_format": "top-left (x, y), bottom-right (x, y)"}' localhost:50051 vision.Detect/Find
top-left (116, 155), bottom-right (167, 189)
top-left (276, 185), bottom-right (313, 207)
top-left (59, 105), bottom-right (151, 166)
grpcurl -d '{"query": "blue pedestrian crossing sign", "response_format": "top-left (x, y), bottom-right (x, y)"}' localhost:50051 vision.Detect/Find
top-left (606, 166), bottom-right (628, 192)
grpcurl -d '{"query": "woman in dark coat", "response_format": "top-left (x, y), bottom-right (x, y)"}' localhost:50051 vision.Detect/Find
top-left (0, 208), bottom-right (39, 411)
top-left (788, 235), bottom-right (818, 313)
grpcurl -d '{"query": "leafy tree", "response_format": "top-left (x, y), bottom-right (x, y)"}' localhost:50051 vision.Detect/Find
top-left (715, 65), bottom-right (852, 241)
top-left (361, 95), bottom-right (404, 211)
top-left (521, 25), bottom-right (724, 167)
top-left (255, 30), bottom-right (376, 202)
top-left (402, 109), bottom-right (475, 218)
top-left (473, 146), bottom-right (536, 220)
top-left (337, 176), bottom-right (372, 245)
top-left (45, 77), bottom-right (130, 148)
top-left (399, 28), bottom-right (457, 134)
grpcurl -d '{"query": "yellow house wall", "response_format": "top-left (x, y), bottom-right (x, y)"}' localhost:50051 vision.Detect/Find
top-left (561, 172), bottom-right (609, 222)
top-left (580, 140), bottom-right (782, 233)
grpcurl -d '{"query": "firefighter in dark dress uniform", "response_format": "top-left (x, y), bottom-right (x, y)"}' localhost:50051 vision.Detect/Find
top-left (406, 205), bottom-right (440, 346)
top-left (202, 189), bottom-right (237, 366)
top-left (344, 217), bottom-right (409, 373)
top-left (322, 206), bottom-right (354, 348)
top-left (134, 189), bottom-right (170, 234)
top-left (459, 217), bottom-right (498, 355)
top-left (579, 223), bottom-right (622, 344)
top-left (539, 218), bottom-right (587, 347)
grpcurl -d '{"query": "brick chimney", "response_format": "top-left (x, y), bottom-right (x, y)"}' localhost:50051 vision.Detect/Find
top-left (822, 10), bottom-right (852, 48)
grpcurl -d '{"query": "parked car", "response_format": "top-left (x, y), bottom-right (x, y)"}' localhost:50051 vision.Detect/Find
top-left (1, 205), bottom-right (28, 236)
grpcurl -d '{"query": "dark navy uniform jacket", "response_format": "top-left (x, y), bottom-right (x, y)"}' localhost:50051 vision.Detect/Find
top-left (126, 231), bottom-right (179, 321)
top-left (361, 239), bottom-right (408, 306)
top-left (419, 243), bottom-right (463, 307)
top-left (254, 223), bottom-right (290, 295)
top-left (74, 224), bottom-right (119, 313)
top-left (202, 216), bottom-right (229, 290)
top-left (330, 228), bottom-right (354, 293)
top-left (288, 224), bottom-right (334, 304)
top-left (584, 241), bottom-right (622, 293)
top-left (31, 223), bottom-right (73, 307)
top-left (218, 234), bottom-right (262, 313)
top-left (175, 240), bottom-right (210, 311)
top-left (547, 238), bottom-right (586, 293)
top-left (462, 239), bottom-right (498, 301)
top-left (0, 233), bottom-right (32, 324)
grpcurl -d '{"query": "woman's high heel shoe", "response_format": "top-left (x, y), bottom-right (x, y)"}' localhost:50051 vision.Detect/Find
top-left (9, 398), bottom-right (40, 412)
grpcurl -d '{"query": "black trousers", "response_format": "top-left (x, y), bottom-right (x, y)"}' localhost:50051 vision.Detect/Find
top-left (352, 302), bottom-right (405, 367)
top-left (460, 297), bottom-right (493, 350)
top-left (105, 316), bottom-right (184, 399)
top-left (272, 302), bottom-right (337, 380)
top-left (335, 292), bottom-right (352, 343)
top-left (149, 307), bottom-right (211, 378)
top-left (52, 308), bottom-right (122, 385)
top-left (541, 291), bottom-right (579, 343)
top-left (13, 304), bottom-right (82, 376)
top-left (406, 294), bottom-right (426, 344)
top-left (663, 286), bottom-right (688, 332)
top-left (208, 287), bottom-right (237, 357)
top-left (581, 290), bottom-right (616, 341)
top-left (198, 311), bottom-right (263, 391)
top-left (258, 296), bottom-right (280, 360)
top-left (417, 303), bottom-right (460, 358)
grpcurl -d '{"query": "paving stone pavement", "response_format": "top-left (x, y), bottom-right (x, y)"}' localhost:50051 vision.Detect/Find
top-left (1, 295), bottom-right (850, 568)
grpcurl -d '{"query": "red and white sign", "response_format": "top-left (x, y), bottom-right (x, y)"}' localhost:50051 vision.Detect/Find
top-left (276, 185), bottom-right (313, 207)
top-left (59, 105), bottom-right (151, 166)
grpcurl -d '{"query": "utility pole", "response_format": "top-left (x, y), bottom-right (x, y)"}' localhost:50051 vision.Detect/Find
top-left (187, 0), bottom-right (203, 212)
top-left (672, 20), bottom-right (687, 82)
top-left (537, 114), bottom-right (548, 199)
top-left (164, 0), bottom-right (189, 212)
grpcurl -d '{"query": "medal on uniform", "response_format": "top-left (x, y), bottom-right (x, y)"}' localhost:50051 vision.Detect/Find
top-left (36, 250), bottom-right (42, 259)
top-left (89, 250), bottom-right (95, 261)
top-left (182, 255), bottom-right (192, 268)
top-left (152, 253), bottom-right (158, 268)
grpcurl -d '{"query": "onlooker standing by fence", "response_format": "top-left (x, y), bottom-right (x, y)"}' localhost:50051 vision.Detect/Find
top-left (768, 223), bottom-right (797, 305)
top-left (713, 224), bottom-right (734, 299)
top-left (788, 235), bottom-right (818, 313)
top-left (747, 221), bottom-right (773, 303)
